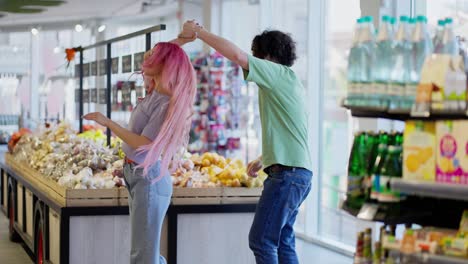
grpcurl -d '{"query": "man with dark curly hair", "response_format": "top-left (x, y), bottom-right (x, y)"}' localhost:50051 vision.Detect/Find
top-left (182, 21), bottom-right (312, 264)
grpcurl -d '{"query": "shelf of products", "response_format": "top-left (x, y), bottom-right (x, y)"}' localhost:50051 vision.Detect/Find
top-left (342, 103), bottom-right (468, 121)
top-left (388, 251), bottom-right (468, 264)
top-left (343, 122), bottom-right (468, 228)
top-left (391, 179), bottom-right (468, 202)
top-left (353, 210), bottom-right (468, 263)
top-left (189, 52), bottom-right (247, 159)
top-left (342, 200), bottom-right (431, 226)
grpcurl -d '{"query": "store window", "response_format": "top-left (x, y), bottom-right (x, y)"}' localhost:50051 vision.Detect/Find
top-left (418, 0), bottom-right (468, 40)
top-left (315, 0), bottom-right (380, 248)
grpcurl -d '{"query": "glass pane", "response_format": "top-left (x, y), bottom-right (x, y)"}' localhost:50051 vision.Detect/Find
top-left (420, 0), bottom-right (468, 39)
top-left (318, 0), bottom-right (360, 246)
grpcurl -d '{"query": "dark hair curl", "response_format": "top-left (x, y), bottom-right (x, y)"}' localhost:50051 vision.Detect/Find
top-left (251, 30), bottom-right (297, 67)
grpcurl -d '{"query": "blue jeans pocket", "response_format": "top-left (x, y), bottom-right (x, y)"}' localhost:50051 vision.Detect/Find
top-left (288, 181), bottom-right (311, 210)
top-left (155, 176), bottom-right (173, 197)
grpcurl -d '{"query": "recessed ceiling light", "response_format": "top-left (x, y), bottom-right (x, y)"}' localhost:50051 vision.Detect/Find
top-left (53, 46), bottom-right (61, 54)
top-left (12, 46), bottom-right (18, 53)
top-left (75, 24), bottom-right (83, 32)
top-left (98, 25), bottom-right (106, 33)
top-left (31, 28), bottom-right (39, 35)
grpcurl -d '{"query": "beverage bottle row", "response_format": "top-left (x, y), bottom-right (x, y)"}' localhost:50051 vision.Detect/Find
top-left (347, 15), bottom-right (459, 111)
top-left (347, 130), bottom-right (404, 208)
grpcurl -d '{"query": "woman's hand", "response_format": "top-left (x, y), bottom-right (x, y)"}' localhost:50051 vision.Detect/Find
top-left (182, 20), bottom-right (203, 37)
top-left (82, 112), bottom-right (110, 127)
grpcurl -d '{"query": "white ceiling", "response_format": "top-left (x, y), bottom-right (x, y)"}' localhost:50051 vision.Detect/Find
top-left (0, 0), bottom-right (154, 28)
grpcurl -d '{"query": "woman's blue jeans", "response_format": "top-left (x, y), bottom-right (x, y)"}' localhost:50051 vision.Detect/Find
top-left (123, 162), bottom-right (172, 264)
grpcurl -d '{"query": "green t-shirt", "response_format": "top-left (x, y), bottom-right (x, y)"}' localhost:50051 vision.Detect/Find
top-left (244, 55), bottom-right (312, 171)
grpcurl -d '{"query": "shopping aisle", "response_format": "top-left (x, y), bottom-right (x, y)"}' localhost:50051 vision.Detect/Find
top-left (0, 212), bottom-right (33, 264)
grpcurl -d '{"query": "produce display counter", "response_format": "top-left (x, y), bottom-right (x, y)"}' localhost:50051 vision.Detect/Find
top-left (0, 152), bottom-right (261, 264)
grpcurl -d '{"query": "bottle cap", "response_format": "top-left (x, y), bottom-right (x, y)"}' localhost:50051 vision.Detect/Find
top-left (437, 19), bottom-right (446, 26)
top-left (416, 15), bottom-right (427, 23)
top-left (409, 18), bottom-right (417, 24)
top-left (382, 15), bottom-right (390, 22)
top-left (445, 17), bottom-right (453, 24)
top-left (399, 15), bottom-right (409, 22)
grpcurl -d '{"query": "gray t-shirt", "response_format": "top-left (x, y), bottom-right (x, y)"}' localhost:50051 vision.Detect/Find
top-left (122, 91), bottom-right (170, 164)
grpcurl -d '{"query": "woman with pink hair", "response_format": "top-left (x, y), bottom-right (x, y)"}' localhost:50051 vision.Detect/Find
top-left (83, 32), bottom-right (197, 264)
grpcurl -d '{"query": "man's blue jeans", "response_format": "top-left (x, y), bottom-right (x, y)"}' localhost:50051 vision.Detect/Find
top-left (249, 167), bottom-right (312, 264)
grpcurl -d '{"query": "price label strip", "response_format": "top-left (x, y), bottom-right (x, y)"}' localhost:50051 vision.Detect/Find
top-left (357, 203), bottom-right (379, 221)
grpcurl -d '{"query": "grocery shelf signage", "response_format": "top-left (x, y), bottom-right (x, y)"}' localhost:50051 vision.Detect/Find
top-left (91, 61), bottom-right (97, 76)
top-left (98, 89), bottom-right (107, 104)
top-left (83, 89), bottom-right (90, 103)
top-left (122, 55), bottom-right (132, 73)
top-left (99, 60), bottom-right (107, 76)
top-left (83, 63), bottom-right (90, 77)
top-left (133, 52), bottom-right (144, 71)
top-left (112, 58), bottom-right (119, 74)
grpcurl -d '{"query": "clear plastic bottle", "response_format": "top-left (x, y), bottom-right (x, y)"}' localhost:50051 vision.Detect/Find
top-left (347, 18), bottom-right (364, 106)
top-left (389, 16), bottom-right (412, 110)
top-left (372, 15), bottom-right (394, 108)
top-left (433, 19), bottom-right (446, 53)
top-left (358, 16), bottom-right (376, 106)
top-left (407, 15), bottom-right (433, 110)
top-left (441, 18), bottom-right (458, 55)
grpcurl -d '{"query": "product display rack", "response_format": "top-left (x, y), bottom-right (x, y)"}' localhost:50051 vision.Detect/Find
top-left (342, 102), bottom-right (468, 121)
top-left (391, 178), bottom-right (468, 202)
top-left (1, 150), bottom-right (261, 264)
top-left (342, 103), bottom-right (468, 263)
top-left (388, 250), bottom-right (468, 264)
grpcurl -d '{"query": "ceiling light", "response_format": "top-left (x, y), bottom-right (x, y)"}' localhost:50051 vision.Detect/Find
top-left (53, 46), bottom-right (61, 54)
top-left (98, 25), bottom-right (106, 32)
top-left (12, 46), bottom-right (18, 53)
top-left (31, 28), bottom-right (39, 35)
top-left (75, 24), bottom-right (83, 32)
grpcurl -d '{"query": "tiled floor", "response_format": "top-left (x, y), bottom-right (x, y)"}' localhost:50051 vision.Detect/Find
top-left (0, 211), bottom-right (33, 264)
top-left (0, 211), bottom-right (351, 264)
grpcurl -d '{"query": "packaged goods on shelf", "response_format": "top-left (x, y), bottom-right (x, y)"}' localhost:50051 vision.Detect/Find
top-left (189, 52), bottom-right (246, 159)
top-left (345, 15), bottom-right (468, 116)
top-left (436, 121), bottom-right (468, 185)
top-left (403, 121), bottom-right (436, 182)
top-left (346, 130), bottom-right (404, 208)
top-left (171, 152), bottom-right (266, 188)
top-left (353, 213), bottom-right (468, 264)
top-left (10, 123), bottom-right (124, 189)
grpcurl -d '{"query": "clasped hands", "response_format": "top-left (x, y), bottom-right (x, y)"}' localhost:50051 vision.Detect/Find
top-left (178, 20), bottom-right (204, 41)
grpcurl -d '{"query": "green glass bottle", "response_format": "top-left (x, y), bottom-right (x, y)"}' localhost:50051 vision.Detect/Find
top-left (394, 132), bottom-right (403, 146)
top-left (367, 132), bottom-right (381, 173)
top-left (378, 145), bottom-right (403, 202)
top-left (388, 130), bottom-right (397, 146)
top-left (348, 132), bottom-right (367, 198)
top-left (370, 143), bottom-right (388, 200)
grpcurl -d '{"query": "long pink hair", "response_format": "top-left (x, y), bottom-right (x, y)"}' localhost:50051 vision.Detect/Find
top-left (137, 42), bottom-right (196, 182)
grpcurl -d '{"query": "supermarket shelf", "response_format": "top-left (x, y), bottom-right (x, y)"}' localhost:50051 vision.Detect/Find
top-left (389, 250), bottom-right (468, 264)
top-left (392, 179), bottom-right (468, 202)
top-left (341, 199), bottom-right (431, 225)
top-left (424, 254), bottom-right (468, 264)
top-left (342, 102), bottom-right (468, 121)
